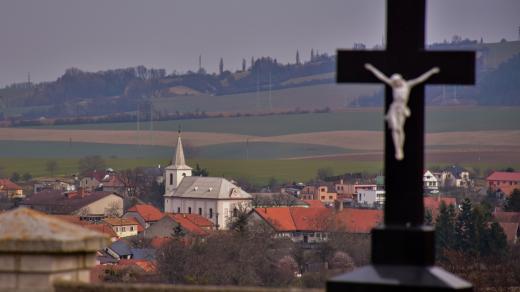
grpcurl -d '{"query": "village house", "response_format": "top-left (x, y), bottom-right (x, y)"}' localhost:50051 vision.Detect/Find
top-left (0, 178), bottom-right (24, 199)
top-left (300, 185), bottom-right (337, 204)
top-left (436, 165), bottom-right (473, 188)
top-left (423, 196), bottom-right (457, 220)
top-left (357, 188), bottom-right (385, 208)
top-left (423, 170), bottom-right (439, 193)
top-left (80, 168), bottom-right (127, 195)
top-left (103, 217), bottom-right (140, 238)
top-left (248, 207), bottom-right (382, 243)
top-left (163, 133), bottom-right (252, 229)
top-left (33, 178), bottom-right (76, 193)
top-left (52, 214), bottom-right (119, 241)
top-left (123, 203), bottom-right (164, 229)
top-left (144, 213), bottom-right (215, 238)
top-left (19, 189), bottom-right (123, 220)
top-left (487, 171), bottom-right (520, 197)
top-left (493, 211), bottom-right (520, 244)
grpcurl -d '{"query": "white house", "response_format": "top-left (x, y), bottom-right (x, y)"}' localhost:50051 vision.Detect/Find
top-left (423, 170), bottom-right (439, 192)
top-left (163, 133), bottom-right (252, 229)
top-left (357, 189), bottom-right (385, 207)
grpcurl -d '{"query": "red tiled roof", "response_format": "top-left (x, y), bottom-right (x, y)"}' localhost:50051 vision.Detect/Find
top-left (495, 185), bottom-right (519, 196)
top-left (103, 217), bottom-right (139, 227)
top-left (165, 213), bottom-right (208, 236)
top-left (487, 171), bottom-right (520, 182)
top-left (334, 208), bottom-right (383, 233)
top-left (0, 179), bottom-right (22, 190)
top-left (253, 207), bottom-right (382, 234)
top-left (127, 204), bottom-right (163, 222)
top-left (182, 213), bottom-right (214, 228)
top-left (498, 222), bottom-right (519, 243)
top-left (117, 259), bottom-right (156, 273)
top-left (494, 211), bottom-right (520, 223)
top-left (52, 215), bottom-right (118, 238)
top-left (302, 200), bottom-right (325, 208)
top-left (424, 196), bottom-right (457, 220)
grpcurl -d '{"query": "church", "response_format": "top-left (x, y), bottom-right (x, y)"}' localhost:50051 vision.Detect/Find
top-left (163, 133), bottom-right (252, 230)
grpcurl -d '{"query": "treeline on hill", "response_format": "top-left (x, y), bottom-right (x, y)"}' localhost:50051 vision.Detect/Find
top-left (0, 53), bottom-right (335, 119)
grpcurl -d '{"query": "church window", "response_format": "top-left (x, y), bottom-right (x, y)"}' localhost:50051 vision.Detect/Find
top-left (177, 207), bottom-right (181, 213)
top-left (199, 208), bottom-right (202, 215)
top-left (188, 207), bottom-right (192, 214)
top-left (182, 173), bottom-right (186, 177)
top-left (170, 174), bottom-right (173, 185)
top-left (209, 208), bottom-right (213, 218)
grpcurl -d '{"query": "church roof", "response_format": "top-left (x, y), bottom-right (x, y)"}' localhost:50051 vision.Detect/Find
top-left (169, 176), bottom-right (252, 200)
top-left (168, 134), bottom-right (192, 170)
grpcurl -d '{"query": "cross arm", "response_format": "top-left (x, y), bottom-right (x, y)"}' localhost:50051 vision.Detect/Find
top-left (337, 50), bottom-right (475, 85)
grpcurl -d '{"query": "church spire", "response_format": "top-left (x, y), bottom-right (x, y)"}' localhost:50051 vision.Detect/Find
top-left (173, 130), bottom-right (188, 167)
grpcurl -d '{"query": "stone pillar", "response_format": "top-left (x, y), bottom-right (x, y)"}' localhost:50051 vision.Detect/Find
top-left (0, 208), bottom-right (109, 292)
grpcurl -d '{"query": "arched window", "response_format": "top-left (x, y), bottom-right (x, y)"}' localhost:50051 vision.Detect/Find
top-left (209, 208), bottom-right (213, 219)
top-left (188, 207), bottom-right (192, 214)
top-left (182, 173), bottom-right (186, 177)
top-left (169, 173), bottom-right (173, 185)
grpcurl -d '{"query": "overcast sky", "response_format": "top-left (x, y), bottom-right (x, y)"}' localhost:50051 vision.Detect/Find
top-left (0, 0), bottom-right (519, 86)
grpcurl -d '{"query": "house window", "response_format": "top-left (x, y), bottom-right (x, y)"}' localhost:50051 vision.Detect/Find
top-left (130, 226), bottom-right (134, 231)
top-left (321, 188), bottom-right (326, 192)
top-left (170, 174), bottom-right (173, 185)
top-left (209, 208), bottom-right (213, 219)
top-left (233, 208), bottom-right (238, 217)
top-left (122, 227), bottom-right (126, 232)
top-left (329, 196), bottom-right (333, 200)
top-left (177, 207), bottom-right (181, 213)
top-left (321, 196), bottom-right (325, 200)
top-left (188, 207), bottom-right (192, 214)
top-left (115, 227), bottom-right (119, 232)
top-left (199, 208), bottom-right (202, 215)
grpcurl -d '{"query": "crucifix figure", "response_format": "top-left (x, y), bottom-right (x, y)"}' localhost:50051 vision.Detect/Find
top-left (328, 0), bottom-right (475, 290)
top-left (365, 63), bottom-right (440, 160)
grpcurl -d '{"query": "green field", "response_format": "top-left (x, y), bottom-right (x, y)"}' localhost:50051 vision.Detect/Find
top-left (27, 107), bottom-right (520, 136)
top-left (0, 140), bottom-right (349, 160)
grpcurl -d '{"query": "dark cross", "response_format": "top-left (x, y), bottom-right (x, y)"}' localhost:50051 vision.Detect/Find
top-left (328, 0), bottom-right (474, 290)
top-left (338, 1), bottom-right (474, 229)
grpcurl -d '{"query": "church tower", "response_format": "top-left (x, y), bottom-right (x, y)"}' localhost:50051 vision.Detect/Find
top-left (164, 132), bottom-right (192, 196)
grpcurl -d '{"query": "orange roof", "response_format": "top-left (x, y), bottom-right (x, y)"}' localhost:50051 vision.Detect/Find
top-left (181, 213), bottom-right (214, 228)
top-left (52, 215), bottom-right (117, 238)
top-left (165, 214), bottom-right (208, 236)
top-left (254, 207), bottom-right (382, 233)
top-left (487, 171), bottom-right (520, 182)
top-left (424, 196), bottom-right (457, 220)
top-left (103, 217), bottom-right (139, 227)
top-left (303, 200), bottom-right (325, 208)
top-left (0, 179), bottom-right (22, 190)
top-left (117, 259), bottom-right (157, 273)
top-left (498, 222), bottom-right (519, 243)
top-left (127, 204), bottom-right (163, 222)
top-left (254, 208), bottom-right (297, 232)
top-left (334, 208), bottom-right (383, 233)
top-left (495, 184), bottom-right (519, 196)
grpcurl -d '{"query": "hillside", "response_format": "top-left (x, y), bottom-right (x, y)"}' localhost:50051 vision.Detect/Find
top-left (1, 40), bottom-right (519, 121)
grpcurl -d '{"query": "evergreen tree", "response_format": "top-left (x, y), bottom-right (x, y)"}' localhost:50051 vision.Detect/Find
top-left (296, 50), bottom-right (300, 65)
top-left (219, 58), bottom-right (224, 75)
top-left (505, 189), bottom-right (520, 211)
top-left (251, 56), bottom-right (255, 69)
top-left (455, 198), bottom-right (477, 254)
top-left (193, 163), bottom-right (209, 177)
top-left (480, 222), bottom-right (508, 257)
top-left (310, 49), bottom-right (315, 62)
top-left (435, 202), bottom-right (456, 253)
top-left (242, 58), bottom-right (246, 72)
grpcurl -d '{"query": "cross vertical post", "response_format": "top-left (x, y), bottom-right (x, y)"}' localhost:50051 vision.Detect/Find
top-left (328, 0), bottom-right (475, 290)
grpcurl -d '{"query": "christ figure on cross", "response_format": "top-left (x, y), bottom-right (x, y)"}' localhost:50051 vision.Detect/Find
top-left (364, 63), bottom-right (440, 160)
